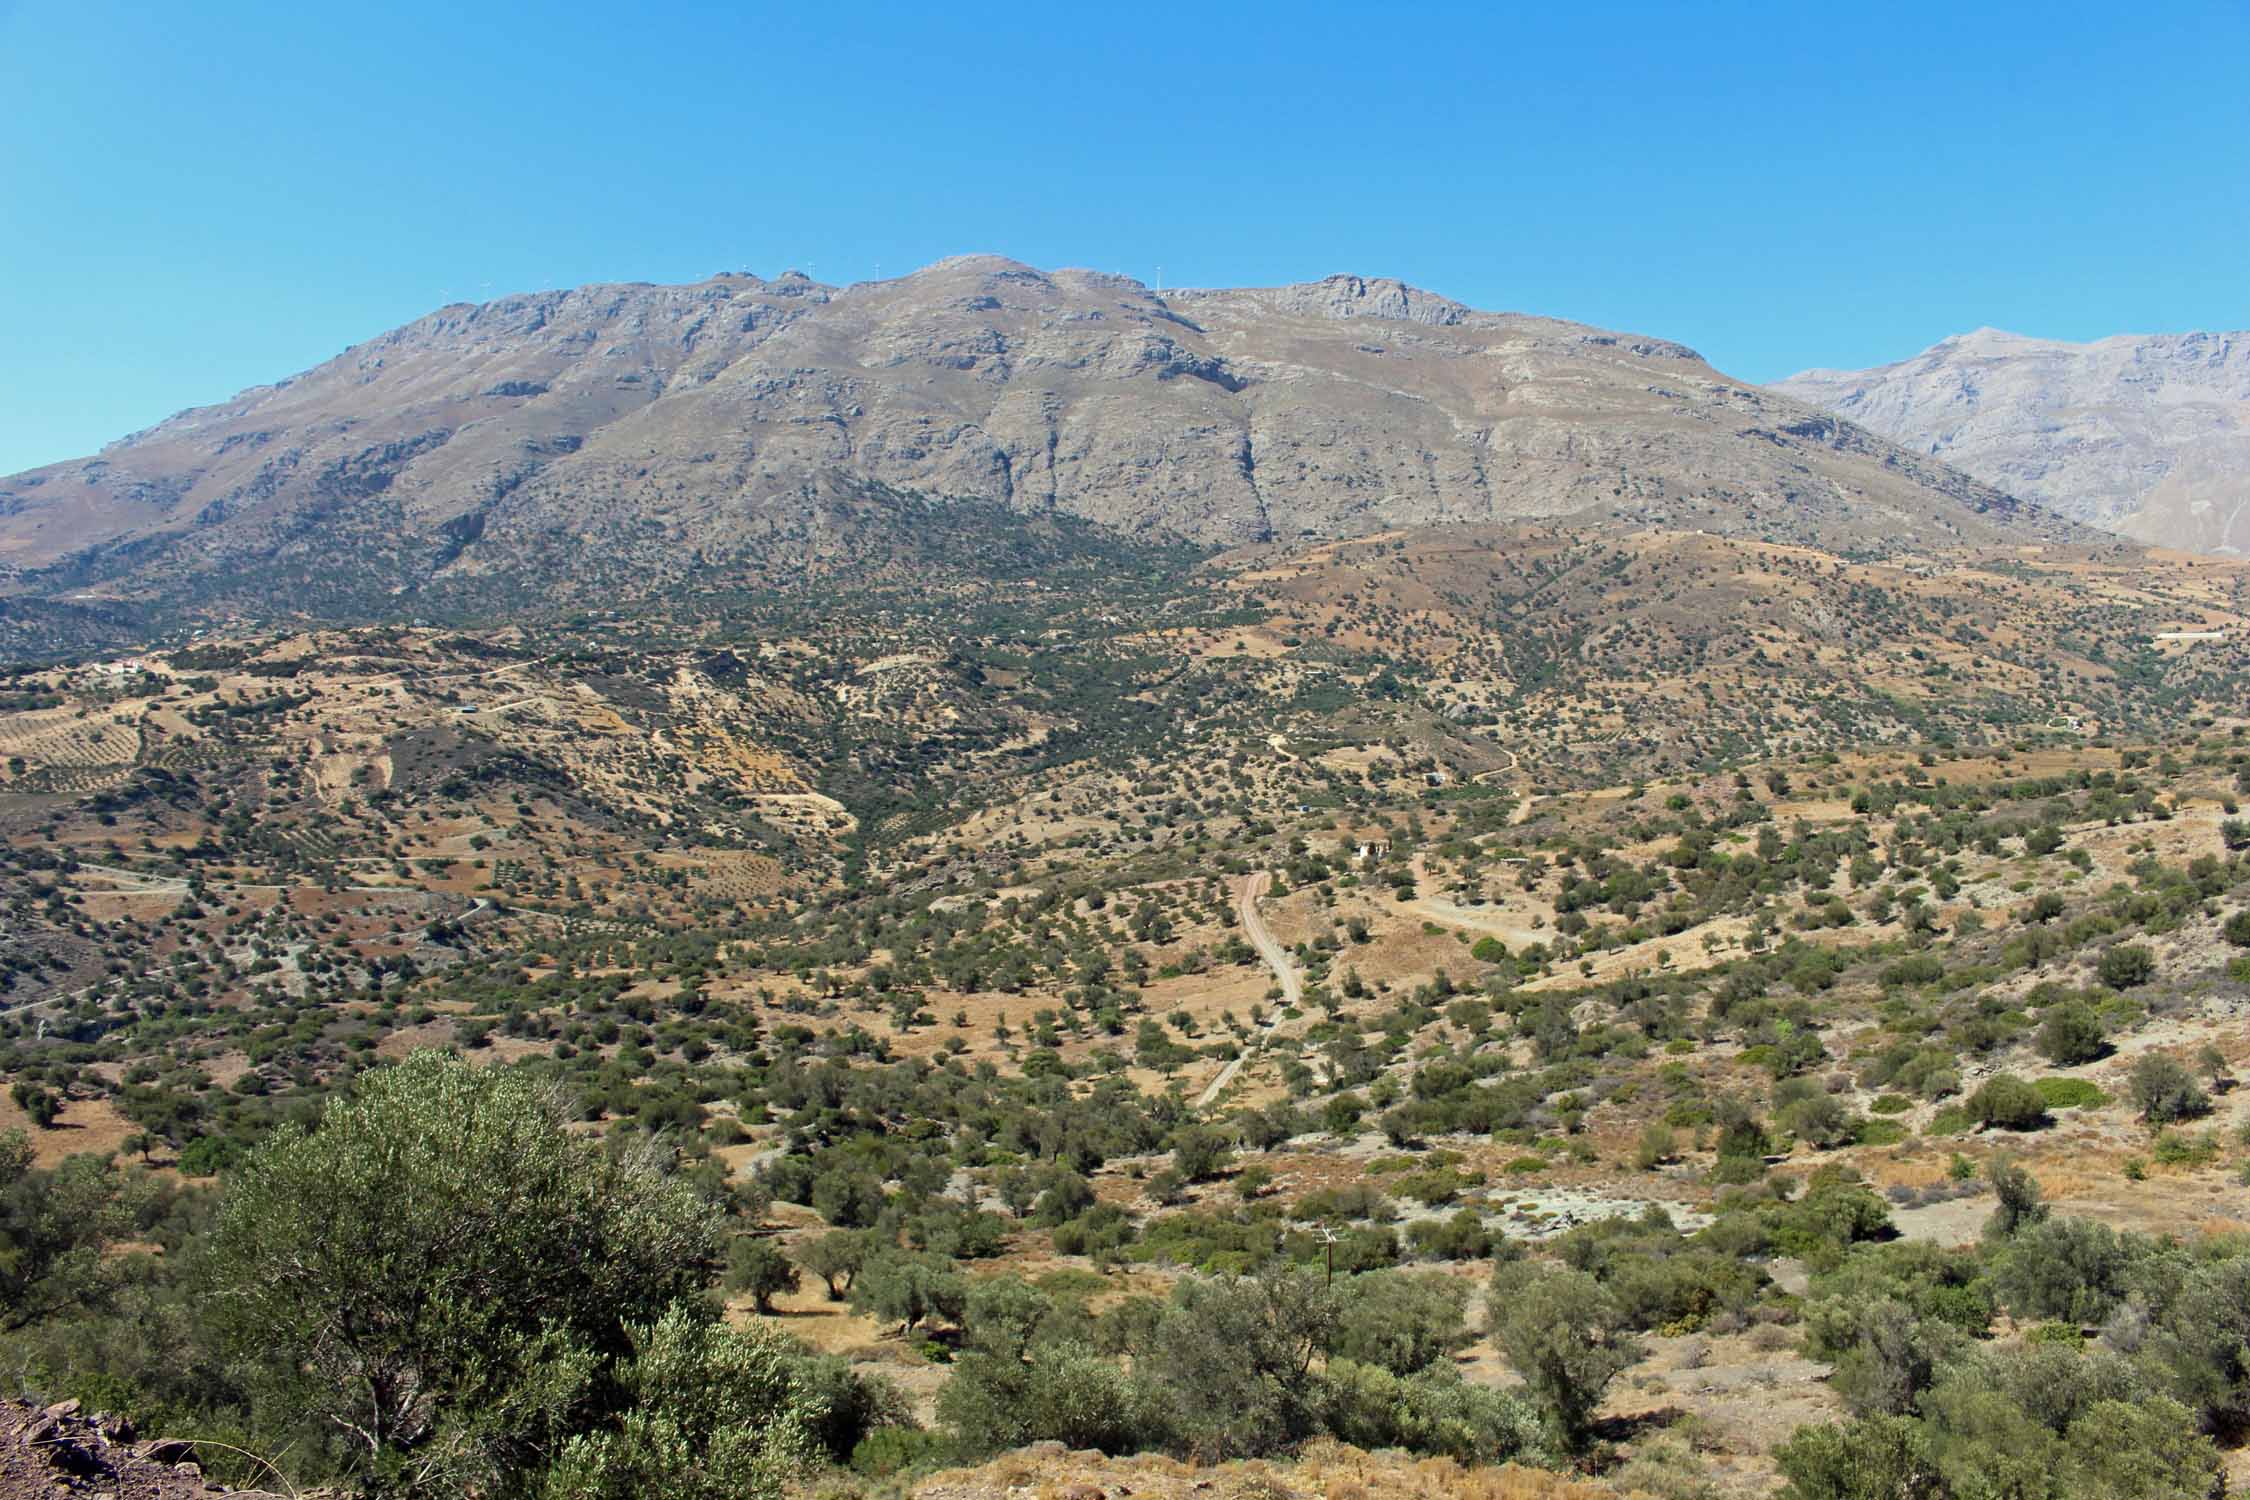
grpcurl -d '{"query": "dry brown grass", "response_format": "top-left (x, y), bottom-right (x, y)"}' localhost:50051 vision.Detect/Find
top-left (907, 1440), bottom-right (1632, 1500)
top-left (0, 1091), bottom-right (140, 1168)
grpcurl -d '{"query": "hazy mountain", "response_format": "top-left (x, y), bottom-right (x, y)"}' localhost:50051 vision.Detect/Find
top-left (1776, 327), bottom-right (2250, 556)
top-left (1, 256), bottom-right (2084, 636)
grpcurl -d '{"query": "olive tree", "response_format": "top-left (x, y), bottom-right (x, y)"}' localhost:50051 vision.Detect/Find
top-left (724, 1237), bottom-right (799, 1314)
top-left (0, 1132), bottom-right (133, 1332)
top-left (542, 1304), bottom-right (818, 1500)
top-left (2128, 1053), bottom-right (2209, 1125)
top-left (1488, 1263), bottom-right (1644, 1451)
top-left (204, 1051), bottom-right (718, 1493)
top-left (1326, 1270), bottom-right (1471, 1375)
top-left (1146, 1267), bottom-right (1336, 1460)
top-left (1967, 1074), bottom-right (2049, 1131)
top-left (798, 1228), bottom-right (871, 1301)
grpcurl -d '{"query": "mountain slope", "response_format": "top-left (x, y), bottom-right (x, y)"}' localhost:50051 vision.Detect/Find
top-left (1, 257), bottom-right (2084, 640)
top-left (1776, 327), bottom-right (2250, 556)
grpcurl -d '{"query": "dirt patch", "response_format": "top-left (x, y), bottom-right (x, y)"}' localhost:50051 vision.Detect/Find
top-left (0, 1093), bottom-right (140, 1168)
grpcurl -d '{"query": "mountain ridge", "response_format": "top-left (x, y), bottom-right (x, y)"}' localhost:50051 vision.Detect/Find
top-left (1775, 326), bottom-right (2250, 555)
top-left (2, 256), bottom-right (2093, 645)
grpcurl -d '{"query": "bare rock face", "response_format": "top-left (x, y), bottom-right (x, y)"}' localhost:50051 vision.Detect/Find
top-left (1776, 328), bottom-right (2250, 556)
top-left (0, 256), bottom-right (2080, 618)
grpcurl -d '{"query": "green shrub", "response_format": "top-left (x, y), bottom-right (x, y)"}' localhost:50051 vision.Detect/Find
top-left (1170, 1126), bottom-right (1233, 1183)
top-left (2033, 1077), bottom-right (2107, 1111)
top-left (2096, 944), bottom-right (2157, 990)
top-left (849, 1427), bottom-right (954, 1477)
top-left (1318, 1359), bottom-right (1551, 1466)
top-left (1989, 1216), bottom-right (2140, 1324)
top-left (2128, 1053), bottom-right (2210, 1125)
top-left (2035, 1000), bottom-right (2107, 1065)
top-left (1775, 1413), bottom-right (1934, 1500)
top-left (1967, 1073), bottom-right (2049, 1131)
top-left (2025, 1321), bottom-right (2084, 1347)
top-left (1634, 1121), bottom-right (1678, 1169)
top-left (1853, 1118), bottom-right (1908, 1146)
top-left (1781, 1093), bottom-right (1857, 1149)
top-left (176, 1135), bottom-right (245, 1176)
top-left (937, 1338), bottom-right (1168, 1457)
top-left (1326, 1271), bottom-right (1470, 1374)
top-left (2149, 1129), bottom-right (2219, 1167)
top-left (1145, 1269), bottom-right (1335, 1458)
top-left (1984, 1157), bottom-right (2049, 1242)
top-left (1404, 1209), bottom-right (1494, 1262)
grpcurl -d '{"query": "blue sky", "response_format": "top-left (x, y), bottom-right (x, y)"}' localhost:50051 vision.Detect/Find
top-left (3, 0), bottom-right (2246, 474)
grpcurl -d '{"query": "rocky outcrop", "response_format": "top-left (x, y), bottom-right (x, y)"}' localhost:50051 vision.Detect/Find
top-left (0, 257), bottom-right (2087, 623)
top-left (0, 1398), bottom-right (286, 1499)
top-left (1776, 327), bottom-right (2250, 555)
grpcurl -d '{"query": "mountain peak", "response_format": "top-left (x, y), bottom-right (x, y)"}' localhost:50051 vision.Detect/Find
top-left (0, 259), bottom-right (2085, 635)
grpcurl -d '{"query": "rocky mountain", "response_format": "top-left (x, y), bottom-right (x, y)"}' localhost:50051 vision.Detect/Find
top-left (1, 257), bottom-right (2084, 639)
top-left (1776, 327), bottom-right (2250, 556)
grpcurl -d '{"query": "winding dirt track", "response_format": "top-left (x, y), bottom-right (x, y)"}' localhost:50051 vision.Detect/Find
top-left (1194, 872), bottom-right (1299, 1109)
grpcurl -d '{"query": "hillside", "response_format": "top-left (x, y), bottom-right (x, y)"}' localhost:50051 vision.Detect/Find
top-left (1776, 327), bottom-right (2250, 556)
top-left (7, 612), bottom-right (2249, 1495)
top-left (0, 258), bottom-right (2085, 649)
top-left (8, 268), bottom-right (2250, 1500)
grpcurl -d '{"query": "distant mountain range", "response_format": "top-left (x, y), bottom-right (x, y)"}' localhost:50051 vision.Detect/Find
top-left (1776, 328), bottom-right (2250, 556)
top-left (0, 256), bottom-right (2092, 643)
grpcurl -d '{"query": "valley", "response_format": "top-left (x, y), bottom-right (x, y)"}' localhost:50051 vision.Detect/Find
top-left (5, 500), bottom-right (2250, 1498)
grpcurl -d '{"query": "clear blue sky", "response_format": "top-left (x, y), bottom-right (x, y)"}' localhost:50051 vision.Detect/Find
top-left (4, 0), bottom-right (2246, 474)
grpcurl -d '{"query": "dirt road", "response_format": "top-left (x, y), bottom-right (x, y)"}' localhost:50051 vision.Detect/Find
top-left (1237, 870), bottom-right (1301, 1009)
top-left (1194, 871), bottom-right (1299, 1109)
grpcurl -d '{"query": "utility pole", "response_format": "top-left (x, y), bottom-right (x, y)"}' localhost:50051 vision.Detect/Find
top-left (1313, 1224), bottom-right (1339, 1289)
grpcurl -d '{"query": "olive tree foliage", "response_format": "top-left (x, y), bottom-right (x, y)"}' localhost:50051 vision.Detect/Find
top-left (1983, 1157), bottom-right (2050, 1244)
top-left (203, 1051), bottom-right (720, 1495)
top-left (724, 1237), bottom-right (798, 1314)
top-left (850, 1250), bottom-right (966, 1332)
top-left (1966, 1073), bottom-right (2047, 1131)
top-left (2035, 1001), bottom-right (2106, 1066)
top-left (1775, 1413), bottom-right (1942, 1500)
top-left (1326, 1270), bottom-right (1471, 1375)
top-left (2128, 1053), bottom-right (2210, 1126)
top-left (0, 1131), bottom-right (135, 1332)
top-left (798, 1228), bottom-right (872, 1300)
top-left (2096, 943), bottom-right (2157, 991)
top-left (543, 1305), bottom-right (819, 1500)
top-left (936, 1268), bottom-right (1554, 1471)
top-left (1778, 1343), bottom-right (2224, 1500)
top-left (1800, 1244), bottom-right (1993, 1420)
top-left (1487, 1263), bottom-right (1645, 1451)
top-left (1170, 1126), bottom-right (1234, 1184)
top-left (1827, 1301), bottom-right (1970, 1418)
top-left (939, 1278), bottom-right (1167, 1458)
top-left (1318, 1359), bottom-right (1551, 1466)
top-left (1990, 1217), bottom-right (2154, 1326)
top-left (2151, 1254), bottom-right (2250, 1434)
top-left (1145, 1267), bottom-right (1338, 1461)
